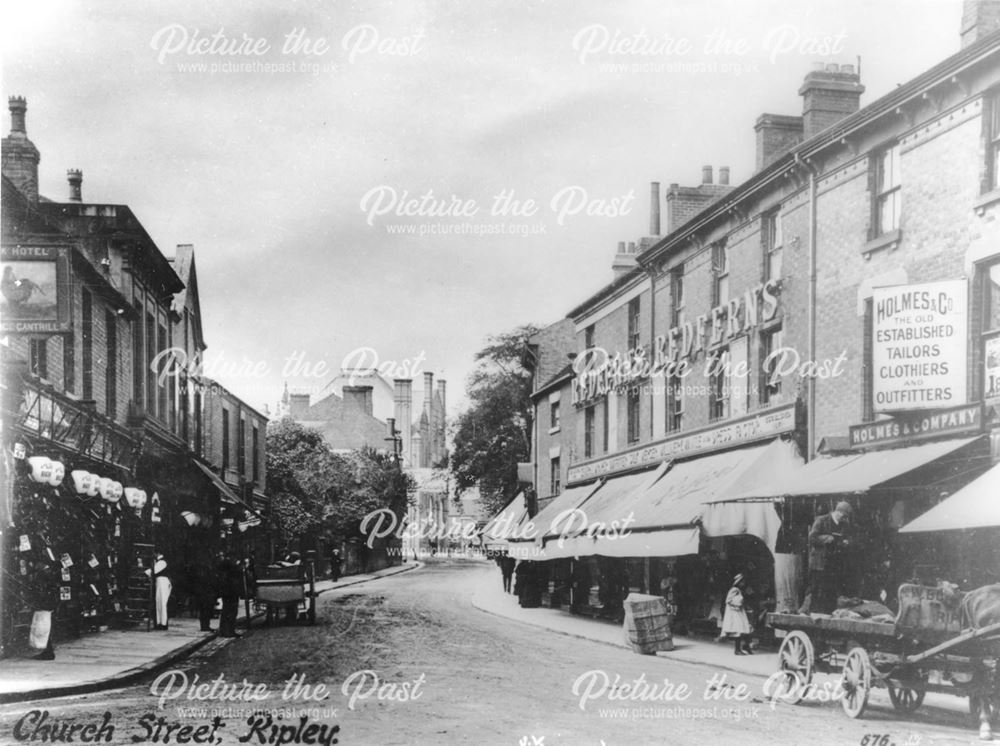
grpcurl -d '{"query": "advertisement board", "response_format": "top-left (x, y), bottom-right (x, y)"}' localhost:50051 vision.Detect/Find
top-left (872, 279), bottom-right (967, 413)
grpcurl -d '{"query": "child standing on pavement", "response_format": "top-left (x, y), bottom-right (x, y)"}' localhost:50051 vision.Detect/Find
top-left (721, 573), bottom-right (753, 655)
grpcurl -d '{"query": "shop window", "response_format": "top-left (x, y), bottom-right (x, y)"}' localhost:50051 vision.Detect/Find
top-left (626, 387), bottom-right (640, 444)
top-left (29, 338), bottom-right (48, 379)
top-left (712, 240), bottom-right (729, 306)
top-left (986, 91), bottom-right (1000, 192)
top-left (759, 325), bottom-right (783, 405)
top-left (871, 143), bottom-right (901, 237)
top-left (584, 405), bottom-right (595, 458)
top-left (105, 310), bottom-right (117, 419)
top-left (666, 374), bottom-right (683, 433)
top-left (709, 347), bottom-right (731, 421)
top-left (585, 323), bottom-right (595, 350)
top-left (550, 456), bottom-right (561, 496)
top-left (628, 297), bottom-right (641, 350)
top-left (550, 399), bottom-right (561, 431)
top-left (762, 209), bottom-right (783, 281)
top-left (82, 290), bottom-right (93, 399)
top-left (601, 396), bottom-right (609, 453)
top-left (670, 265), bottom-right (684, 326)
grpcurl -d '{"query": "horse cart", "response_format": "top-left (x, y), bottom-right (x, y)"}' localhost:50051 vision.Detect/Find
top-left (253, 562), bottom-right (317, 625)
top-left (768, 584), bottom-right (1000, 738)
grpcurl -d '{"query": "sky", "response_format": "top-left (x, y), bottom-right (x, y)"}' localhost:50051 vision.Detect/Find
top-left (1, 0), bottom-right (966, 417)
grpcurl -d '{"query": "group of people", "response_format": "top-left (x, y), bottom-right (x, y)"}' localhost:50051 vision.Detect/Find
top-left (188, 551), bottom-right (248, 638)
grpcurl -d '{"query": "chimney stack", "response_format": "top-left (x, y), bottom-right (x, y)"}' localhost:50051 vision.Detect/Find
top-left (2, 96), bottom-right (41, 203)
top-left (718, 167), bottom-right (730, 186)
top-left (649, 182), bottom-right (661, 235)
top-left (423, 371), bottom-right (434, 417)
top-left (701, 165), bottom-right (713, 184)
top-left (343, 385), bottom-right (374, 416)
top-left (612, 239), bottom-right (638, 279)
top-left (393, 378), bottom-right (413, 466)
top-left (437, 379), bottom-right (446, 421)
top-left (67, 169), bottom-right (82, 202)
top-left (799, 62), bottom-right (865, 139)
top-left (754, 114), bottom-right (804, 171)
top-left (961, 0), bottom-right (1000, 47)
top-left (288, 393), bottom-right (311, 419)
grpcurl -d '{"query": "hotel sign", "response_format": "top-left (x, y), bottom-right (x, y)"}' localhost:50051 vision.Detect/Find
top-left (872, 279), bottom-right (967, 413)
top-left (1, 245), bottom-right (72, 334)
top-left (848, 403), bottom-right (982, 449)
top-left (567, 402), bottom-right (797, 484)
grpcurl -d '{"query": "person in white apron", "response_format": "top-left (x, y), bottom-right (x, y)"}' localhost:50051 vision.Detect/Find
top-left (149, 553), bottom-right (172, 630)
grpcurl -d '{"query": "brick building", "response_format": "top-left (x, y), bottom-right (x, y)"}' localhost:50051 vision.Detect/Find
top-left (523, 4), bottom-right (1000, 624)
top-left (0, 98), bottom-right (266, 653)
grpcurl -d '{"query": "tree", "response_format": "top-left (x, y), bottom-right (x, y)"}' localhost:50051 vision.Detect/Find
top-left (266, 419), bottom-right (414, 550)
top-left (449, 324), bottom-right (540, 516)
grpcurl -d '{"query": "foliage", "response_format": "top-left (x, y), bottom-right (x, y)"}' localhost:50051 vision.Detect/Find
top-left (449, 324), bottom-right (540, 516)
top-left (266, 419), bottom-right (414, 547)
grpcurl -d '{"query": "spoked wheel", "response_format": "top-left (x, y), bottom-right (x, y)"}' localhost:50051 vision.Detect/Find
top-left (775, 631), bottom-right (814, 704)
top-left (888, 684), bottom-right (925, 713)
top-left (841, 647), bottom-right (872, 719)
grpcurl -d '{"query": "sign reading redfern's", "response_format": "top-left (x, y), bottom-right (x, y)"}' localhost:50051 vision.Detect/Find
top-left (872, 279), bottom-right (967, 413)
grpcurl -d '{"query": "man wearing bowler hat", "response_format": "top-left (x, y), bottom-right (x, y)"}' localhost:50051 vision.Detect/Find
top-left (800, 501), bottom-right (853, 614)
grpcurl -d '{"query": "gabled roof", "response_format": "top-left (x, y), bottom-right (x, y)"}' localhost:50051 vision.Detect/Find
top-left (294, 390), bottom-right (390, 452)
top-left (1, 175), bottom-right (68, 238)
top-left (532, 363), bottom-right (574, 399)
top-left (168, 244), bottom-right (205, 349)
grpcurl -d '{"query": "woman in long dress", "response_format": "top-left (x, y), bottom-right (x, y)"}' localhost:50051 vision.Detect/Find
top-left (721, 573), bottom-right (752, 655)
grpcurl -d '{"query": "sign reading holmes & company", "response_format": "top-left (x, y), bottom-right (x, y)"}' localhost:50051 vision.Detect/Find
top-left (848, 403), bottom-right (982, 449)
top-left (872, 279), bottom-right (967, 413)
top-left (566, 402), bottom-right (797, 484)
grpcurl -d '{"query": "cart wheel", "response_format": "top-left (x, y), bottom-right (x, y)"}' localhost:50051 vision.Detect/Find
top-left (775, 631), bottom-right (814, 704)
top-left (841, 647), bottom-right (872, 719)
top-left (887, 685), bottom-right (925, 713)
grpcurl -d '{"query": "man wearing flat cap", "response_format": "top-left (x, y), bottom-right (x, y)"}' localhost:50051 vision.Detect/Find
top-left (800, 501), bottom-right (853, 614)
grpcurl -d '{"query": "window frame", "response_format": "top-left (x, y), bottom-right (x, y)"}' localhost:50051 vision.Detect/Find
top-left (626, 386), bottom-right (641, 444)
top-left (871, 142), bottom-right (902, 238)
top-left (762, 208), bottom-right (783, 282)
top-left (105, 309), bottom-right (117, 418)
top-left (550, 455), bottom-right (561, 496)
top-left (708, 346), bottom-right (731, 422)
top-left (670, 264), bottom-right (685, 327)
top-left (549, 398), bottom-right (561, 431)
top-left (29, 338), bottom-right (48, 380)
top-left (986, 90), bottom-right (1000, 193)
top-left (584, 405), bottom-right (595, 458)
top-left (711, 240), bottom-right (730, 307)
top-left (665, 373), bottom-right (683, 433)
top-left (758, 325), bottom-right (783, 406)
top-left (627, 297), bottom-right (641, 351)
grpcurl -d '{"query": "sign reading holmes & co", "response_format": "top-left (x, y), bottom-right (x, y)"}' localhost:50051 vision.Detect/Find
top-left (848, 403), bottom-right (982, 449)
top-left (567, 402), bottom-right (797, 484)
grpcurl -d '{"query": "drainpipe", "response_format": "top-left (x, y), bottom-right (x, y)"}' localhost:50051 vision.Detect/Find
top-left (648, 267), bottom-right (656, 439)
top-left (795, 152), bottom-right (819, 463)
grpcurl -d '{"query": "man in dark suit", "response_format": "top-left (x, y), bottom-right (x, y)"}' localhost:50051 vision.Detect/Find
top-left (799, 501), bottom-right (853, 614)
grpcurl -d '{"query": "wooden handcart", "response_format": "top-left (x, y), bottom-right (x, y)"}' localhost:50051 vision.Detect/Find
top-left (254, 562), bottom-right (317, 625)
top-left (767, 584), bottom-right (1000, 736)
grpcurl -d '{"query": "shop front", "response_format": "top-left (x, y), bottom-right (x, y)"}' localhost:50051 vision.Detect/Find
top-left (719, 403), bottom-right (993, 612)
top-left (1, 369), bottom-right (149, 655)
top-left (520, 403), bottom-right (804, 631)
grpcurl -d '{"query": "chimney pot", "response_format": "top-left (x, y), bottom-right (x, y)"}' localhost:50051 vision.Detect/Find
top-left (718, 166), bottom-right (730, 186)
top-left (617, 241), bottom-right (626, 253)
top-left (7, 96), bottom-right (27, 134)
top-left (67, 169), bottom-right (82, 202)
top-left (702, 165), bottom-right (713, 184)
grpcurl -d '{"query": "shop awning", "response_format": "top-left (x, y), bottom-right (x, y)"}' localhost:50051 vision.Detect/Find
top-left (721, 436), bottom-right (981, 502)
top-left (538, 468), bottom-right (667, 559)
top-left (899, 462), bottom-right (1000, 533)
top-left (509, 481), bottom-right (604, 546)
top-left (481, 492), bottom-right (530, 548)
top-left (541, 440), bottom-right (800, 559)
top-left (191, 460), bottom-right (258, 515)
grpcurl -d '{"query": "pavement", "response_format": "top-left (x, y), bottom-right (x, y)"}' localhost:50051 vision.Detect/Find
top-left (469, 569), bottom-right (970, 719)
top-left (0, 560), bottom-right (421, 704)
